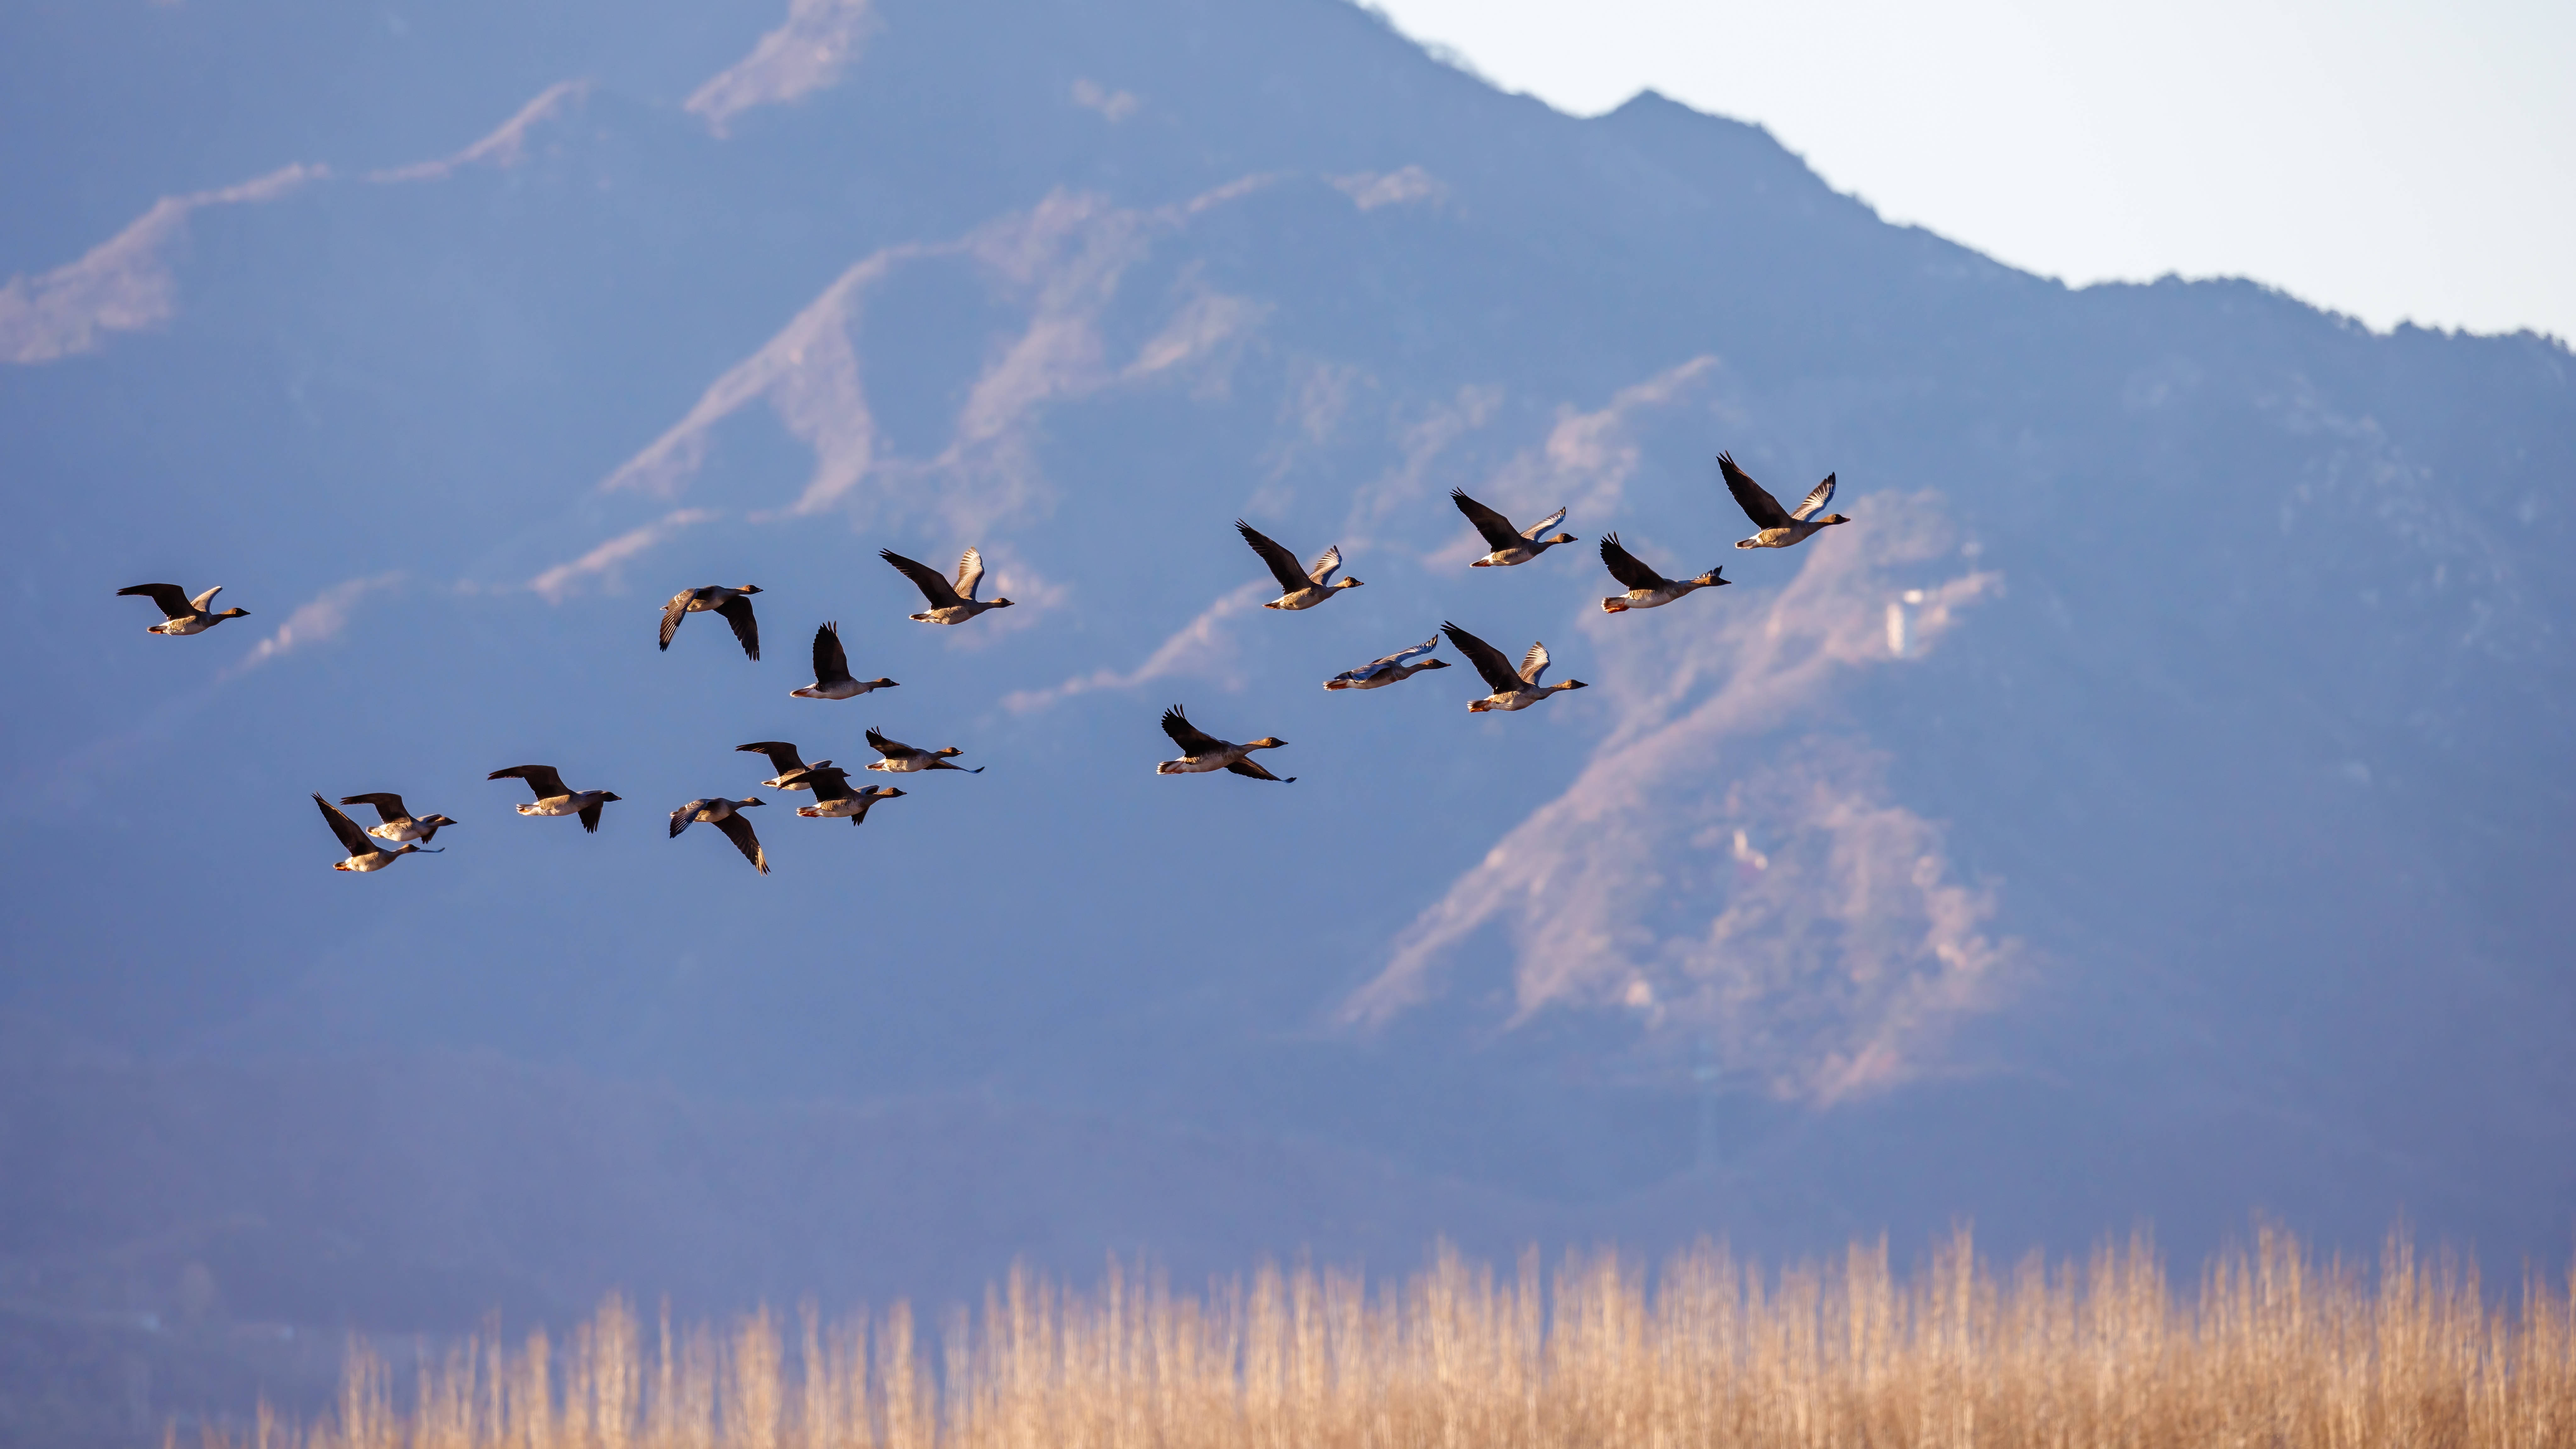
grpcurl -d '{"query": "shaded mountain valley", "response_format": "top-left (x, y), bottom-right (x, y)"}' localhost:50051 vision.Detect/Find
top-left (2, 0), bottom-right (2571, 1441)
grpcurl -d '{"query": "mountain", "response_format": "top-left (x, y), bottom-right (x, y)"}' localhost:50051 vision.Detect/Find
top-left (3, 0), bottom-right (2571, 1440)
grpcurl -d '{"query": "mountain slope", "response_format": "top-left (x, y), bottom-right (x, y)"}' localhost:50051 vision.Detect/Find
top-left (1, 1), bottom-right (2571, 1437)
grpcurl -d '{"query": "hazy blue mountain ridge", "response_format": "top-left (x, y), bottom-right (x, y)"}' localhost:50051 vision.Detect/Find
top-left (1, 0), bottom-right (2571, 1441)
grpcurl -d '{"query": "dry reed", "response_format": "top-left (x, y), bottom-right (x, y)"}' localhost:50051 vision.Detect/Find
top-left (219, 1226), bottom-right (2576, 1449)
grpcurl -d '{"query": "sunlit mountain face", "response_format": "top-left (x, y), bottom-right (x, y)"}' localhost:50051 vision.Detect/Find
top-left (2, 0), bottom-right (2571, 1435)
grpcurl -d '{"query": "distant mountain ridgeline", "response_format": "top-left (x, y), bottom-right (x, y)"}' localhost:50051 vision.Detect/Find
top-left (1, 4), bottom-right (2571, 1442)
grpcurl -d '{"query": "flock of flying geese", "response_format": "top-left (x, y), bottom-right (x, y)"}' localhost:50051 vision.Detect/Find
top-left (118, 453), bottom-right (1848, 876)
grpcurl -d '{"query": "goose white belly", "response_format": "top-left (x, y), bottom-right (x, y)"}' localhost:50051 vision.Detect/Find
top-left (792, 680), bottom-right (881, 699)
top-left (518, 796), bottom-right (585, 816)
top-left (335, 850), bottom-right (397, 871)
top-left (1607, 585), bottom-right (1690, 610)
top-left (912, 602), bottom-right (994, 625)
top-left (367, 821), bottom-right (428, 842)
top-left (866, 757), bottom-right (931, 773)
top-left (798, 792), bottom-right (893, 820)
top-left (1476, 689), bottom-right (1544, 712)
top-left (150, 618), bottom-right (214, 636)
top-left (1157, 749), bottom-right (1245, 774)
top-left (1737, 523), bottom-right (1821, 549)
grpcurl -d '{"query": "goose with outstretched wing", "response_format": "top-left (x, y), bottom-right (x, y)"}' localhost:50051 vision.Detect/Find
top-left (791, 621), bottom-right (896, 699)
top-left (1441, 622), bottom-right (1588, 713)
top-left (119, 583), bottom-right (249, 636)
top-left (1324, 636), bottom-right (1452, 691)
top-left (795, 767), bottom-right (905, 825)
top-left (736, 741), bottom-right (833, 791)
top-left (864, 727), bottom-right (981, 774)
top-left (1598, 533), bottom-right (1728, 612)
top-left (660, 584), bottom-right (763, 658)
top-left (1236, 521), bottom-right (1363, 610)
top-left (314, 794), bottom-right (439, 872)
top-left (1451, 490), bottom-right (1577, 567)
top-left (670, 796), bottom-right (769, 874)
top-left (881, 547), bottom-right (1014, 625)
top-left (337, 792), bottom-right (458, 844)
top-left (487, 764), bottom-right (622, 832)
top-left (1719, 452), bottom-right (1849, 549)
top-left (1156, 705), bottom-right (1294, 781)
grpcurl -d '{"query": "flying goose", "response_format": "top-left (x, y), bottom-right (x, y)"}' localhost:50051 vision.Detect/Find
top-left (486, 764), bottom-right (622, 831)
top-left (1441, 622), bottom-right (1588, 713)
top-left (1324, 636), bottom-right (1452, 691)
top-left (1598, 534), bottom-right (1729, 612)
top-left (1719, 452), bottom-right (1849, 549)
top-left (314, 793), bottom-right (439, 872)
top-left (1237, 521), bottom-right (1363, 610)
top-left (791, 621), bottom-right (896, 699)
top-left (864, 727), bottom-right (981, 774)
top-left (1157, 705), bottom-right (1294, 781)
top-left (660, 584), bottom-right (763, 659)
top-left (336, 792), bottom-right (458, 844)
top-left (1451, 490), bottom-right (1577, 567)
top-left (735, 741), bottom-right (833, 791)
top-left (794, 767), bottom-right (905, 824)
top-left (118, 583), bottom-right (249, 636)
top-left (670, 796), bottom-right (769, 874)
top-left (881, 547), bottom-right (1013, 625)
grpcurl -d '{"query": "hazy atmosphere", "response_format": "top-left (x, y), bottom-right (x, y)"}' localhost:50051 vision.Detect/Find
top-left (2, 0), bottom-right (2571, 1443)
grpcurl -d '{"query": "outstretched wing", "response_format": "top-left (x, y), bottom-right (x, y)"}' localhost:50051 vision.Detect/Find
top-left (714, 813), bottom-right (769, 873)
top-left (1160, 705), bottom-right (1225, 756)
top-left (811, 623), bottom-right (850, 685)
top-left (736, 741), bottom-right (806, 772)
top-left (1235, 521), bottom-right (1311, 594)
top-left (578, 799), bottom-right (607, 833)
top-left (188, 585), bottom-right (226, 613)
top-left (313, 793), bottom-right (372, 856)
top-left (1441, 622), bottom-right (1523, 693)
top-left (1518, 641), bottom-right (1552, 685)
top-left (118, 583), bottom-right (194, 619)
top-left (488, 764), bottom-right (570, 800)
top-left (953, 547), bottom-right (986, 602)
top-left (1789, 473), bottom-right (1838, 521)
top-left (659, 591), bottom-right (694, 650)
top-left (1331, 639), bottom-right (1423, 687)
top-left (1450, 490), bottom-right (1523, 551)
top-left (1304, 543), bottom-right (1343, 586)
top-left (1598, 533), bottom-right (1668, 591)
top-left (1517, 505), bottom-right (1569, 542)
top-left (1717, 452), bottom-right (1790, 530)
top-left (1225, 759), bottom-right (1294, 783)
top-left (715, 594), bottom-right (760, 661)
top-left (880, 550), bottom-right (963, 610)
top-left (339, 792), bottom-right (409, 823)
top-left (804, 766), bottom-right (855, 803)
top-left (1364, 636), bottom-right (1440, 676)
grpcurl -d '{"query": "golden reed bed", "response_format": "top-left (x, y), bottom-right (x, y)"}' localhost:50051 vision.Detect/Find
top-left (219, 1227), bottom-right (2572, 1449)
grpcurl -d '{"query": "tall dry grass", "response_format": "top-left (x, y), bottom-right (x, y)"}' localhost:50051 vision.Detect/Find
top-left (216, 1226), bottom-right (2575, 1449)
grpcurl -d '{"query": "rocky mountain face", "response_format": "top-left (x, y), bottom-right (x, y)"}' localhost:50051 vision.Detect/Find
top-left (3, 0), bottom-right (2570, 1440)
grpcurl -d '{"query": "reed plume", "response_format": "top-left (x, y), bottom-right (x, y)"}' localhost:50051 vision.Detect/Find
top-left (218, 1225), bottom-right (2575, 1449)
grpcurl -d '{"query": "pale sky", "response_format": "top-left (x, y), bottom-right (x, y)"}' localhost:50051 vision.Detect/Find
top-left (1370, 0), bottom-right (2574, 342)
